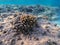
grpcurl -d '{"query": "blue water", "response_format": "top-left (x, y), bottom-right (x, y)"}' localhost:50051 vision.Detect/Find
top-left (0, 0), bottom-right (60, 7)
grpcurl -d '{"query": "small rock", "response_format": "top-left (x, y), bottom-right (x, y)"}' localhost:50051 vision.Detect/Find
top-left (3, 31), bottom-right (7, 34)
top-left (0, 26), bottom-right (3, 29)
top-left (10, 39), bottom-right (16, 45)
top-left (47, 40), bottom-right (57, 45)
top-left (18, 37), bottom-right (22, 40)
top-left (34, 37), bottom-right (39, 41)
top-left (0, 41), bottom-right (3, 45)
top-left (21, 41), bottom-right (24, 45)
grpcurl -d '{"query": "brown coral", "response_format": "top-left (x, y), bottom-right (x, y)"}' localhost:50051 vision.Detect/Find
top-left (13, 14), bottom-right (37, 35)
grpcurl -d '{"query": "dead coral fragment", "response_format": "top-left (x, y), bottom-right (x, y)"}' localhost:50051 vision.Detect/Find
top-left (13, 14), bottom-right (37, 35)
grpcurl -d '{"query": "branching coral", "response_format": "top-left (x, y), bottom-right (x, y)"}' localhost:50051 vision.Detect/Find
top-left (13, 14), bottom-right (37, 35)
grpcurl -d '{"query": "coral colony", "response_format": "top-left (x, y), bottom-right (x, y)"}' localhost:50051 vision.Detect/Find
top-left (13, 14), bottom-right (37, 35)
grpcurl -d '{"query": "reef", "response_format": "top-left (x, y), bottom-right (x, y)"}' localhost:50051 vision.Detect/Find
top-left (0, 5), bottom-right (60, 45)
top-left (13, 14), bottom-right (37, 35)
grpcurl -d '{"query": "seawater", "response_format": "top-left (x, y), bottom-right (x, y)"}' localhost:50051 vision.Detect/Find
top-left (0, 0), bottom-right (60, 7)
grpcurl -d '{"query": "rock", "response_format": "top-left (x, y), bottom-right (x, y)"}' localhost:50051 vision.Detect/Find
top-left (10, 39), bottom-right (16, 45)
top-left (47, 40), bottom-right (57, 45)
top-left (3, 31), bottom-right (7, 34)
top-left (34, 37), bottom-right (39, 41)
top-left (21, 41), bottom-right (24, 45)
top-left (0, 25), bottom-right (4, 30)
top-left (25, 8), bottom-right (33, 12)
top-left (0, 41), bottom-right (3, 45)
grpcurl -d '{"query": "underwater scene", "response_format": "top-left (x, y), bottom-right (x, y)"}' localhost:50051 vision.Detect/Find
top-left (0, 0), bottom-right (60, 45)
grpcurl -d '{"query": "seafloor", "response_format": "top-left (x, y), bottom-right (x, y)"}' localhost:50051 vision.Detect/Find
top-left (0, 5), bottom-right (60, 45)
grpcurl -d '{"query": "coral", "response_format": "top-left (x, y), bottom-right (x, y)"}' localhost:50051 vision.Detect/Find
top-left (13, 14), bottom-right (37, 35)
